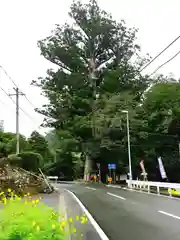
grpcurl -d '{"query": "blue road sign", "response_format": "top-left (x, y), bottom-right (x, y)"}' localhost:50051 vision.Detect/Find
top-left (108, 164), bottom-right (111, 169)
top-left (108, 164), bottom-right (116, 169)
top-left (111, 164), bottom-right (116, 169)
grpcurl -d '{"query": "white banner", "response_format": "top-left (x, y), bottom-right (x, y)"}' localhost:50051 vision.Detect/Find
top-left (157, 156), bottom-right (167, 179)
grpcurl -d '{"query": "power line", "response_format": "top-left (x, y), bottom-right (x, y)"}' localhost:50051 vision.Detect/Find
top-left (0, 86), bottom-right (16, 104)
top-left (24, 95), bottom-right (37, 110)
top-left (0, 96), bottom-right (15, 112)
top-left (85, 35), bottom-right (180, 118)
top-left (140, 35), bottom-right (180, 72)
top-left (0, 66), bottom-right (18, 88)
top-left (0, 65), bottom-right (37, 110)
top-left (0, 85), bottom-right (41, 128)
top-left (0, 98), bottom-right (7, 106)
top-left (0, 66), bottom-right (44, 132)
top-left (149, 49), bottom-right (180, 76)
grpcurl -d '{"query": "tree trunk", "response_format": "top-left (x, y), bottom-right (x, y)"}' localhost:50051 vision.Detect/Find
top-left (83, 58), bottom-right (96, 181)
top-left (84, 155), bottom-right (93, 181)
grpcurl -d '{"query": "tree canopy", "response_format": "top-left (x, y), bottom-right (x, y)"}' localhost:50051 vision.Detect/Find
top-left (31, 0), bottom-right (180, 182)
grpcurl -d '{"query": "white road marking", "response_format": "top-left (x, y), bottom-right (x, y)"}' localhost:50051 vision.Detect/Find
top-left (66, 190), bottom-right (109, 240)
top-left (58, 194), bottom-right (71, 238)
top-left (106, 184), bottom-right (121, 188)
top-left (107, 192), bottom-right (126, 200)
top-left (85, 186), bottom-right (96, 191)
top-left (158, 210), bottom-right (180, 220)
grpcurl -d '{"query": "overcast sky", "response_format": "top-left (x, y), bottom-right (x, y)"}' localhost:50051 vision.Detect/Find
top-left (0, 0), bottom-right (180, 137)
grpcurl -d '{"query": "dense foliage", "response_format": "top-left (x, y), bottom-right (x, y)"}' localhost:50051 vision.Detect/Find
top-left (0, 130), bottom-right (52, 173)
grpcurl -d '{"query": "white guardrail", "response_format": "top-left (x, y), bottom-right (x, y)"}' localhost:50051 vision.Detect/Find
top-left (126, 180), bottom-right (180, 196)
top-left (47, 176), bottom-right (58, 183)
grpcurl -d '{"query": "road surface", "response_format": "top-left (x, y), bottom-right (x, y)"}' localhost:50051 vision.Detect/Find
top-left (55, 182), bottom-right (180, 240)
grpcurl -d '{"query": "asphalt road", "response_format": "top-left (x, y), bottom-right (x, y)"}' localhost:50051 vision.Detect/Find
top-left (59, 182), bottom-right (180, 240)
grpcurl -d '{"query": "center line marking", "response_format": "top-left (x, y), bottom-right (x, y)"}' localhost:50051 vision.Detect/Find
top-left (85, 186), bottom-right (96, 191)
top-left (158, 210), bottom-right (180, 220)
top-left (107, 192), bottom-right (126, 200)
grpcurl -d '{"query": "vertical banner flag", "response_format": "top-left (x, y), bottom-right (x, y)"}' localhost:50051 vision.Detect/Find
top-left (140, 160), bottom-right (146, 174)
top-left (157, 156), bottom-right (167, 179)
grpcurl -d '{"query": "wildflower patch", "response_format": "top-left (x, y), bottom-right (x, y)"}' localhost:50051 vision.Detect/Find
top-left (0, 189), bottom-right (88, 239)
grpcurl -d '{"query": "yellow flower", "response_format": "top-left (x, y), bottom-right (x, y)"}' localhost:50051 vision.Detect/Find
top-left (32, 200), bottom-right (35, 204)
top-left (52, 224), bottom-right (56, 229)
top-left (32, 221), bottom-right (36, 226)
top-left (36, 225), bottom-right (40, 231)
top-left (69, 217), bottom-right (73, 223)
top-left (61, 219), bottom-right (66, 227)
top-left (76, 215), bottom-right (79, 221)
top-left (80, 216), bottom-right (87, 224)
top-left (35, 199), bottom-right (39, 204)
top-left (73, 227), bottom-right (76, 233)
top-left (0, 192), bottom-right (4, 196)
top-left (2, 198), bottom-right (7, 205)
top-left (27, 192), bottom-right (30, 196)
top-left (7, 188), bottom-right (11, 193)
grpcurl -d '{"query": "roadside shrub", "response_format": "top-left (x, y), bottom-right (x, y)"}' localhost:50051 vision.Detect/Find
top-left (18, 152), bottom-right (43, 172)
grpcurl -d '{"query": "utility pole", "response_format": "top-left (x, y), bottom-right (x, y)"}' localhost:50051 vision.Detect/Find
top-left (122, 110), bottom-right (132, 187)
top-left (9, 88), bottom-right (25, 155)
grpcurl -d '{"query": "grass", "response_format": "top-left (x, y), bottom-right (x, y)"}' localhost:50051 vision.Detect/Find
top-left (0, 189), bottom-right (88, 240)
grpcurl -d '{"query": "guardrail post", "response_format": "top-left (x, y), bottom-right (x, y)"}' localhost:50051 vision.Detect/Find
top-left (169, 188), bottom-right (172, 197)
top-left (148, 185), bottom-right (150, 193)
top-left (157, 186), bottom-right (160, 195)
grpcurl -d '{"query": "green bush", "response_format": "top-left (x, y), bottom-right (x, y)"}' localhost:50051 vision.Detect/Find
top-left (18, 152), bottom-right (43, 172)
top-left (0, 193), bottom-right (65, 240)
